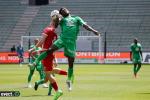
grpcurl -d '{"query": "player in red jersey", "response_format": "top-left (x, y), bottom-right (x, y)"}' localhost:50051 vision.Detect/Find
top-left (29, 10), bottom-right (66, 100)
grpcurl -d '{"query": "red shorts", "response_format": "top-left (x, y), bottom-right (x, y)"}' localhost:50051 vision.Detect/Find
top-left (42, 53), bottom-right (54, 71)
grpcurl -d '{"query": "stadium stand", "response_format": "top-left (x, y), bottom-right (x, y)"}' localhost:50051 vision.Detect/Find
top-left (0, 0), bottom-right (26, 51)
top-left (0, 0), bottom-right (150, 52)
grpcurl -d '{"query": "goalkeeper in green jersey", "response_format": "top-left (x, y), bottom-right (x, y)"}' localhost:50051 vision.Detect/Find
top-left (27, 39), bottom-right (48, 88)
top-left (29, 7), bottom-right (101, 91)
top-left (130, 38), bottom-right (143, 78)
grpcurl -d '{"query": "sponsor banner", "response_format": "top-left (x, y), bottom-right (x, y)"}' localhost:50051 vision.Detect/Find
top-left (143, 53), bottom-right (150, 63)
top-left (75, 58), bottom-right (98, 63)
top-left (0, 52), bottom-right (130, 63)
top-left (57, 58), bottom-right (68, 63)
top-left (0, 52), bottom-right (149, 64)
top-left (0, 52), bottom-right (28, 63)
top-left (75, 52), bottom-right (129, 59)
top-left (104, 58), bottom-right (130, 64)
top-left (102, 52), bottom-right (150, 64)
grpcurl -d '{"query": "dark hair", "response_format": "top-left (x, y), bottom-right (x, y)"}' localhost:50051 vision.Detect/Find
top-left (59, 8), bottom-right (63, 14)
top-left (59, 7), bottom-right (67, 14)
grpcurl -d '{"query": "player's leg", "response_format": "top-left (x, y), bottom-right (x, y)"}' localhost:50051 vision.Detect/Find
top-left (18, 55), bottom-right (21, 64)
top-left (66, 57), bottom-right (75, 91)
top-left (136, 63), bottom-right (141, 73)
top-left (37, 63), bottom-right (48, 88)
top-left (67, 57), bottom-right (75, 82)
top-left (48, 73), bottom-right (63, 100)
top-left (37, 69), bottom-right (48, 88)
top-left (27, 67), bottom-right (35, 88)
top-left (34, 72), bottom-right (48, 91)
top-left (34, 64), bottom-right (48, 90)
top-left (52, 68), bottom-right (67, 75)
top-left (34, 45), bottom-right (58, 66)
top-left (132, 58), bottom-right (138, 78)
top-left (135, 59), bottom-right (142, 77)
top-left (64, 41), bottom-right (76, 91)
top-left (18, 55), bottom-right (23, 67)
top-left (20, 56), bottom-right (24, 63)
top-left (133, 63), bottom-right (137, 78)
top-left (32, 38), bottom-right (64, 66)
top-left (48, 83), bottom-right (53, 96)
top-left (43, 60), bottom-right (63, 99)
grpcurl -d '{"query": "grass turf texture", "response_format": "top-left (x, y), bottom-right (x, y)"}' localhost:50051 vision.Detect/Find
top-left (0, 64), bottom-right (150, 100)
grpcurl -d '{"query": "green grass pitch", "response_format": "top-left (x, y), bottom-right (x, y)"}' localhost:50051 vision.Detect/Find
top-left (0, 64), bottom-right (150, 100)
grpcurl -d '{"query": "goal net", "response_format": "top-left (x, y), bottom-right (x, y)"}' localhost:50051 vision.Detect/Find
top-left (21, 35), bottom-right (102, 64)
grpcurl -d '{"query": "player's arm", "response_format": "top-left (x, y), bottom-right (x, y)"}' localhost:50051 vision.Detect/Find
top-left (76, 16), bottom-right (100, 36)
top-left (130, 45), bottom-right (133, 61)
top-left (140, 50), bottom-right (143, 61)
top-left (28, 33), bottom-right (47, 53)
top-left (35, 33), bottom-right (47, 48)
top-left (139, 47), bottom-right (143, 61)
top-left (30, 51), bottom-right (36, 60)
top-left (83, 24), bottom-right (100, 36)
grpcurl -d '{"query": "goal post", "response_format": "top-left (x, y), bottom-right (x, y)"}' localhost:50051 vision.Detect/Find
top-left (75, 36), bottom-right (103, 63)
top-left (21, 36), bottom-right (41, 63)
top-left (21, 35), bottom-right (103, 64)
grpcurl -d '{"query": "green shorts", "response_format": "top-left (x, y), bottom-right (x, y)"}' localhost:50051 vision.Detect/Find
top-left (30, 64), bottom-right (43, 71)
top-left (132, 57), bottom-right (142, 64)
top-left (36, 63), bottom-right (43, 71)
top-left (54, 38), bottom-right (76, 58)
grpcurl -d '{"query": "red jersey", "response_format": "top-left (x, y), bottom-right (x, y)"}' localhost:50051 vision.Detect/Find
top-left (42, 26), bottom-right (57, 49)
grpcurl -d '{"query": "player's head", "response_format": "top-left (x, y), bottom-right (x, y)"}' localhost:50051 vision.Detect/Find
top-left (59, 7), bottom-right (70, 17)
top-left (34, 38), bottom-right (39, 45)
top-left (50, 10), bottom-right (59, 28)
top-left (133, 38), bottom-right (138, 44)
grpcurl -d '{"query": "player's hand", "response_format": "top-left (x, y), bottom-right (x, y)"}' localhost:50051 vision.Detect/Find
top-left (94, 31), bottom-right (101, 36)
top-left (141, 57), bottom-right (143, 61)
top-left (28, 48), bottom-right (35, 53)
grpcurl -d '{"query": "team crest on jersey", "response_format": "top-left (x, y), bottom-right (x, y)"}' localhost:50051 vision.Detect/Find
top-left (135, 47), bottom-right (139, 51)
top-left (66, 19), bottom-right (75, 26)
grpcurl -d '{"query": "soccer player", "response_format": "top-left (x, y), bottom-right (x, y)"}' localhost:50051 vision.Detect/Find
top-left (29, 10), bottom-right (67, 100)
top-left (130, 38), bottom-right (143, 78)
top-left (16, 44), bottom-right (24, 67)
top-left (28, 39), bottom-right (48, 88)
top-left (29, 7), bottom-right (100, 91)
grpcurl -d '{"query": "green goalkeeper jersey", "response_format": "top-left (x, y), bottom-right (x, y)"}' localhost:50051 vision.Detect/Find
top-left (59, 15), bottom-right (86, 41)
top-left (130, 43), bottom-right (142, 59)
top-left (30, 45), bottom-right (43, 71)
top-left (30, 45), bottom-right (42, 62)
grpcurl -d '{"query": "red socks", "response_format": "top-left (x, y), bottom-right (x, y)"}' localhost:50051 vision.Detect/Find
top-left (51, 82), bottom-right (58, 91)
top-left (59, 70), bottom-right (67, 75)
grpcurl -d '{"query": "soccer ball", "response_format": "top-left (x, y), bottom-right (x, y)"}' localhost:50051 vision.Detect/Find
top-left (50, 10), bottom-right (59, 17)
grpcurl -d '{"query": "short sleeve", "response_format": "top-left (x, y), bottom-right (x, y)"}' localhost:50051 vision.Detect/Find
top-left (76, 16), bottom-right (86, 26)
top-left (130, 44), bottom-right (133, 51)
